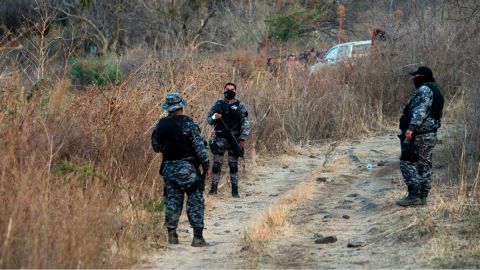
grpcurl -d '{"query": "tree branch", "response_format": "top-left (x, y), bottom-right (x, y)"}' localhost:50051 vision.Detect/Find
top-left (56, 8), bottom-right (109, 53)
top-left (193, 40), bottom-right (225, 49)
top-left (191, 10), bottom-right (216, 47)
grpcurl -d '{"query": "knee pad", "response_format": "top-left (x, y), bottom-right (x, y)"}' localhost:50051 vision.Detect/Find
top-left (229, 163), bottom-right (238, 174)
top-left (212, 162), bottom-right (222, 174)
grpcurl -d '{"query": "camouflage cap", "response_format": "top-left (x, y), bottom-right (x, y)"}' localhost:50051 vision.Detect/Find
top-left (162, 92), bottom-right (188, 112)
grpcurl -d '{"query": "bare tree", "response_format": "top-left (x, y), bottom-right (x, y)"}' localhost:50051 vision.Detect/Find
top-left (55, 0), bottom-right (123, 54)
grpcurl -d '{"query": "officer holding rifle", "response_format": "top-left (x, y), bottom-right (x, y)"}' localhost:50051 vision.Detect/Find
top-left (207, 82), bottom-right (251, 198)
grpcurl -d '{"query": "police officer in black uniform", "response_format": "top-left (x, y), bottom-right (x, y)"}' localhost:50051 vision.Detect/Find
top-left (397, 66), bottom-right (444, 206)
top-left (151, 93), bottom-right (210, 246)
top-left (206, 83), bottom-right (251, 197)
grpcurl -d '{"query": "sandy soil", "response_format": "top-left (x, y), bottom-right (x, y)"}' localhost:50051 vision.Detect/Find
top-left (138, 130), bottom-right (442, 269)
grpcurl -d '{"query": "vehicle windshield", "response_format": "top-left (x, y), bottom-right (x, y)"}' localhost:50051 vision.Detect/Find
top-left (324, 47), bottom-right (338, 62)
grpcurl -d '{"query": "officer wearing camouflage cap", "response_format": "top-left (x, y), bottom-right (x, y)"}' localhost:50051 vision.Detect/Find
top-left (397, 66), bottom-right (444, 207)
top-left (151, 93), bottom-right (210, 246)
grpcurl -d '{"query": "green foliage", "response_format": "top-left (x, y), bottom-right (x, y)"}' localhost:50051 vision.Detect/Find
top-left (26, 78), bottom-right (52, 119)
top-left (26, 78), bottom-right (49, 101)
top-left (264, 8), bottom-right (320, 42)
top-left (55, 159), bottom-right (106, 184)
top-left (69, 54), bottom-right (124, 86)
top-left (143, 198), bottom-right (164, 214)
top-left (79, 0), bottom-right (92, 9)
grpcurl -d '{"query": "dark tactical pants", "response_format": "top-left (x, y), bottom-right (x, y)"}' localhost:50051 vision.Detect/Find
top-left (211, 136), bottom-right (239, 186)
top-left (400, 132), bottom-right (437, 195)
top-left (163, 166), bottom-right (204, 230)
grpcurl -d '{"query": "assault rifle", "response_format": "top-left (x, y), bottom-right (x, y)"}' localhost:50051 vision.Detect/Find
top-left (220, 118), bottom-right (244, 158)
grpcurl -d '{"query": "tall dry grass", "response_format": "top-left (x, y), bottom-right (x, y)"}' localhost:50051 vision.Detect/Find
top-left (0, 77), bottom-right (157, 268)
top-left (1, 2), bottom-right (480, 267)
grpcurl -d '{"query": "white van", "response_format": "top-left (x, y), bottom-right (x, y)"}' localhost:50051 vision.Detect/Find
top-left (309, 40), bottom-right (372, 73)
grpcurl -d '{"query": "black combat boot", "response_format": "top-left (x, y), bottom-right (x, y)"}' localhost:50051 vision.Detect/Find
top-left (231, 184), bottom-right (240, 198)
top-left (419, 188), bottom-right (429, 205)
top-left (191, 228), bottom-right (207, 247)
top-left (395, 186), bottom-right (423, 207)
top-left (208, 182), bottom-right (217, 195)
top-left (167, 228), bottom-right (179, 244)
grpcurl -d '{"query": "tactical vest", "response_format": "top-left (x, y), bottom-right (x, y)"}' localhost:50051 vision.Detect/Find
top-left (399, 82), bottom-right (444, 131)
top-left (213, 100), bottom-right (243, 134)
top-left (424, 82), bottom-right (444, 122)
top-left (154, 115), bottom-right (196, 161)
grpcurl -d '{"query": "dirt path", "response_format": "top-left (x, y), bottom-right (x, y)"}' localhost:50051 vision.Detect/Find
top-left (256, 133), bottom-right (428, 268)
top-left (139, 130), bottom-right (437, 269)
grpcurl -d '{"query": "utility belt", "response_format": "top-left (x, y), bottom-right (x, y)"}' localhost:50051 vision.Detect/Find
top-left (160, 156), bottom-right (200, 175)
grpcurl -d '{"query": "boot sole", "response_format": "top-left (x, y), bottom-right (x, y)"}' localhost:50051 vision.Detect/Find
top-left (191, 243), bottom-right (208, 247)
top-left (191, 241), bottom-right (208, 247)
top-left (395, 201), bottom-right (424, 207)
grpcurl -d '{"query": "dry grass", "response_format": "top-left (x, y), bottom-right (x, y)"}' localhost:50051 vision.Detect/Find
top-left (407, 135), bottom-right (480, 268)
top-left (417, 193), bottom-right (480, 268)
top-left (321, 156), bottom-right (353, 173)
top-left (1, 2), bottom-right (480, 267)
top-left (423, 234), bottom-right (480, 268)
top-left (0, 79), bottom-right (158, 268)
top-left (242, 166), bottom-right (318, 256)
top-left (242, 206), bottom-right (291, 248)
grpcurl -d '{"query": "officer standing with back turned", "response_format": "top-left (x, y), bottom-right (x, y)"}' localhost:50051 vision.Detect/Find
top-left (151, 93), bottom-right (210, 246)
